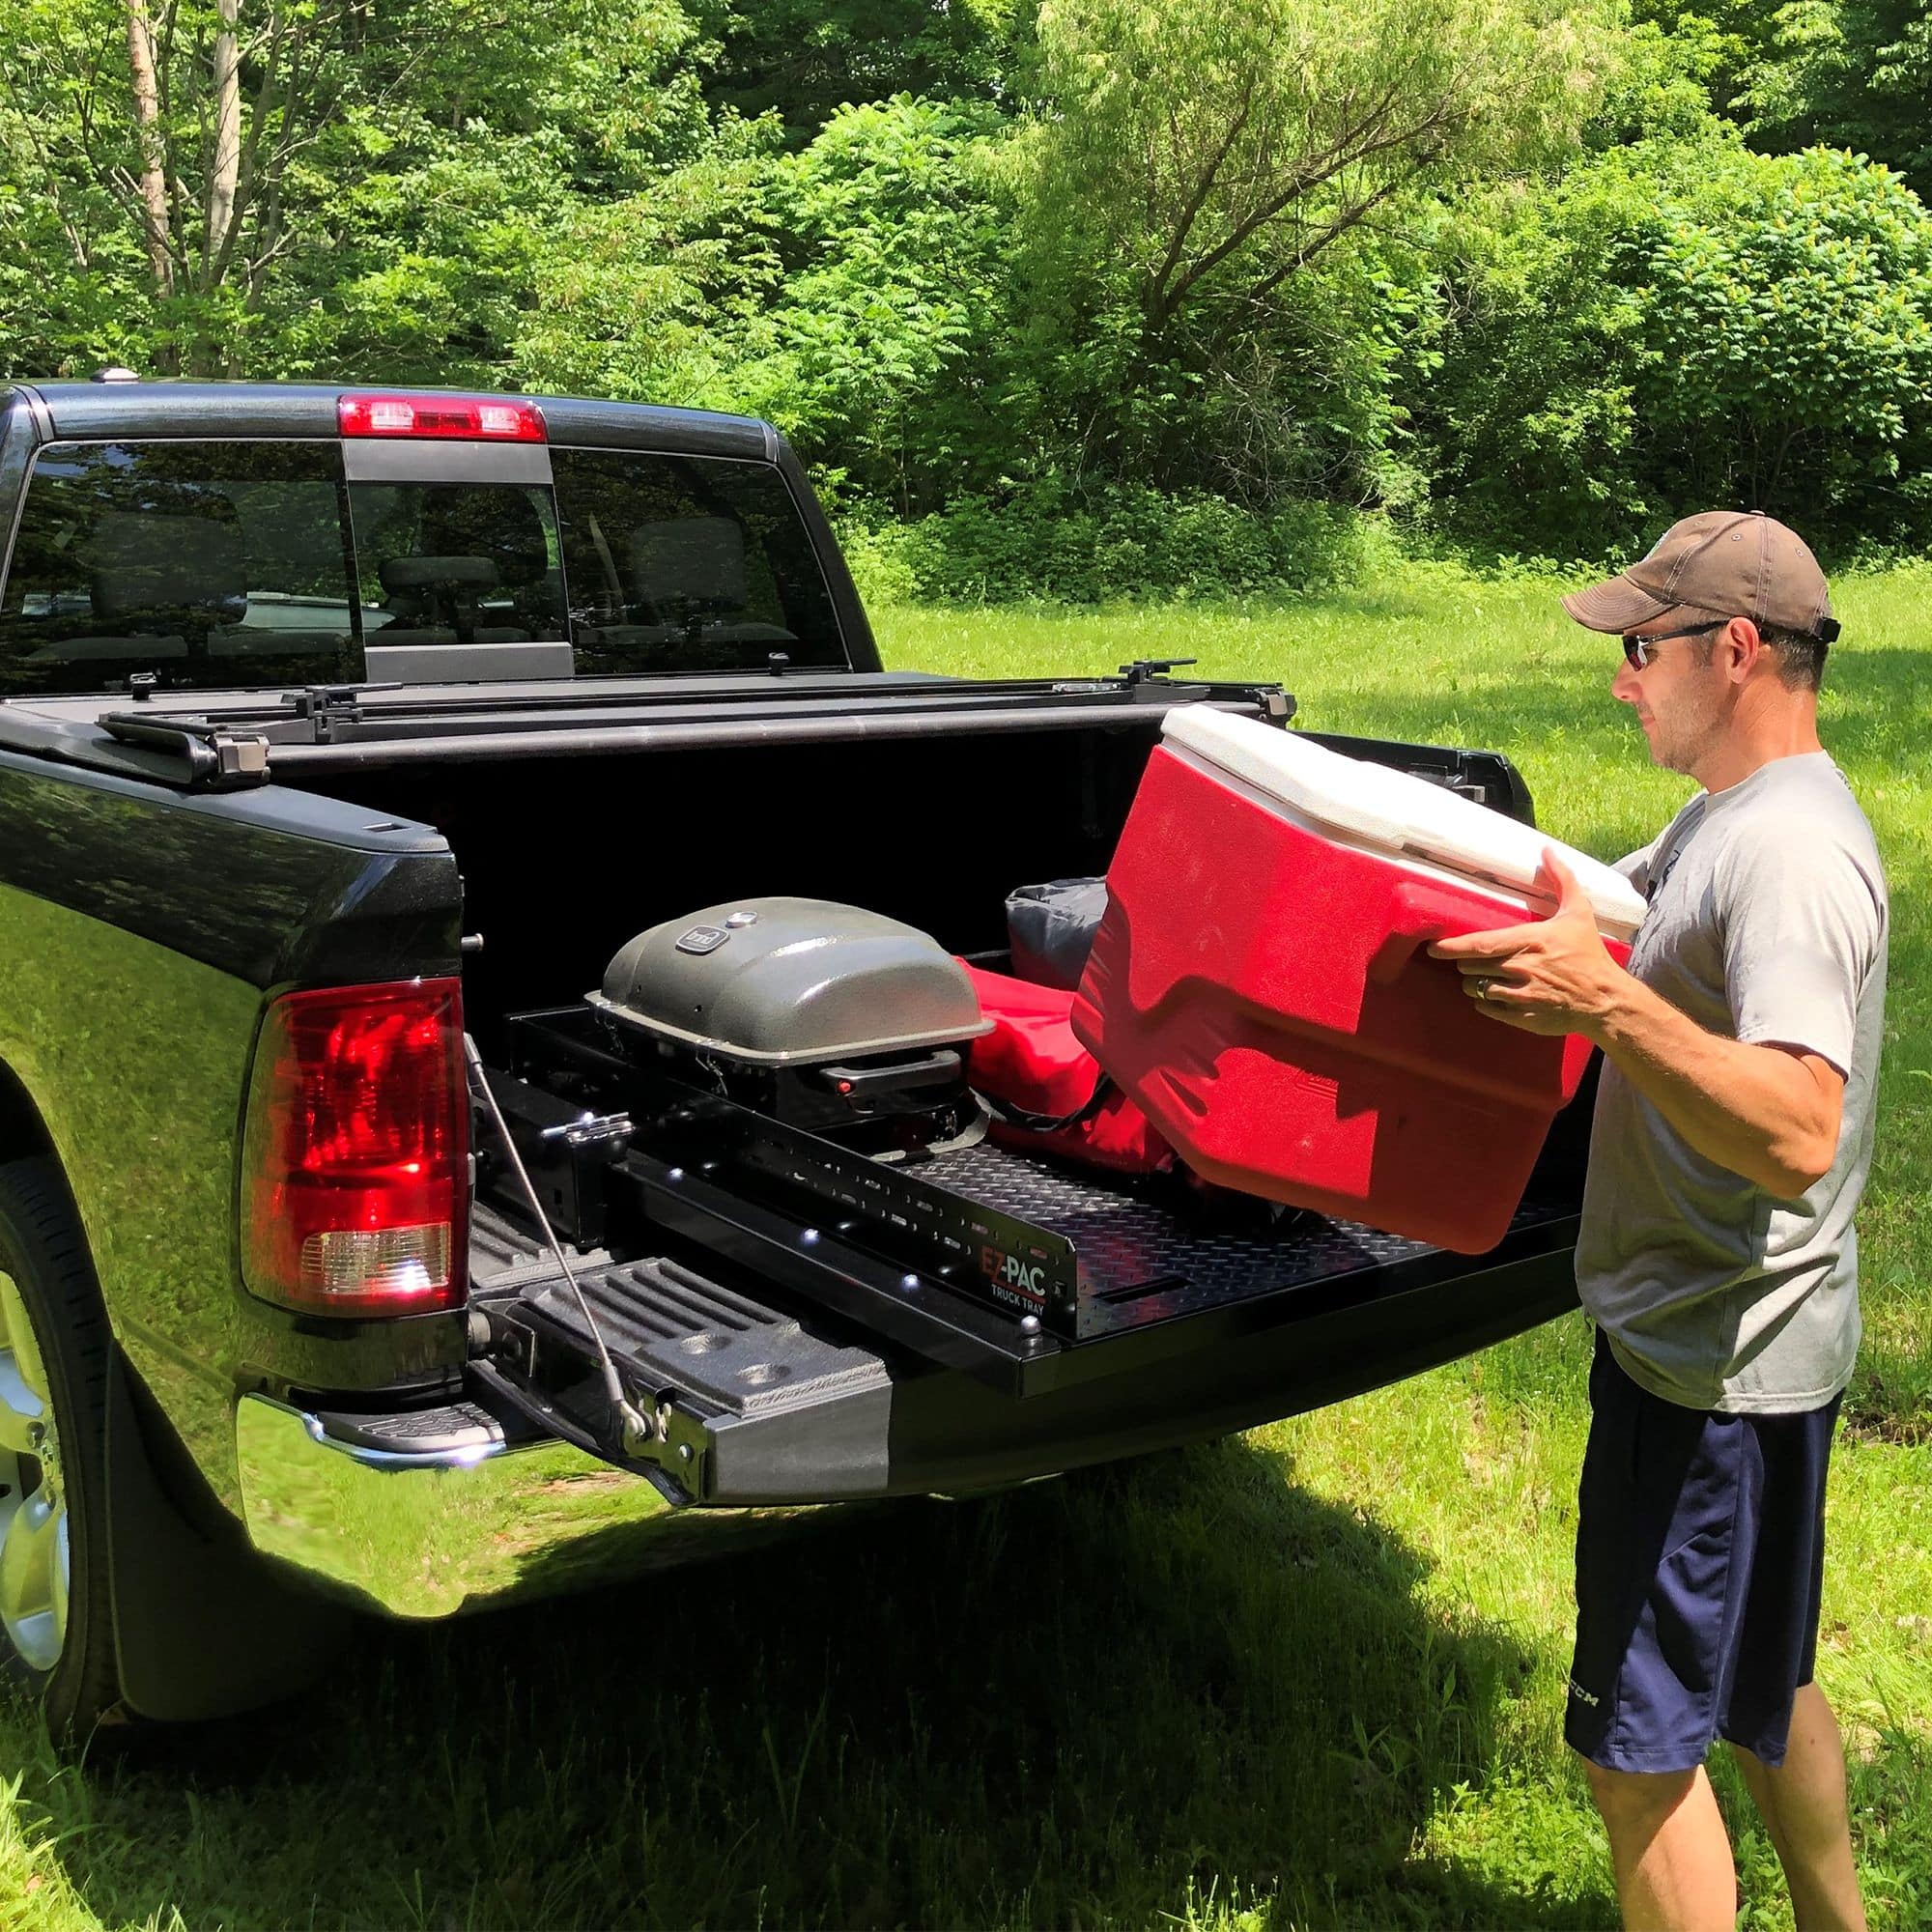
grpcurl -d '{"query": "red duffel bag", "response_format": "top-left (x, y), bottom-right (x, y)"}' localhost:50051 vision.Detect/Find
top-left (958, 963), bottom-right (1176, 1176)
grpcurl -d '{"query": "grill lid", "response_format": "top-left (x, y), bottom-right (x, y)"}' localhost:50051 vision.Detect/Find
top-left (590, 896), bottom-right (992, 1065)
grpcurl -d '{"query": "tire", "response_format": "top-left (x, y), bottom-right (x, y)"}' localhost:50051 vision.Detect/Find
top-left (0, 1158), bottom-right (126, 1736)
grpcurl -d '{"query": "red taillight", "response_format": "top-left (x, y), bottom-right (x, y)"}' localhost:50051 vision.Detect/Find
top-left (241, 980), bottom-right (469, 1317)
top-left (336, 392), bottom-right (546, 442)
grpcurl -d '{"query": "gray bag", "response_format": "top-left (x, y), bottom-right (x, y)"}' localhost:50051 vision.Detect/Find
top-left (1005, 876), bottom-right (1109, 991)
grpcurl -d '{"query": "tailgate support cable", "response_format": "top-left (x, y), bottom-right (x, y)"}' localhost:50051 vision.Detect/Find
top-left (463, 1037), bottom-right (656, 1456)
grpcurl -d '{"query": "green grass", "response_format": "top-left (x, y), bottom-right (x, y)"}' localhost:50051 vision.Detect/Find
top-left (3, 563), bottom-right (1927, 1929)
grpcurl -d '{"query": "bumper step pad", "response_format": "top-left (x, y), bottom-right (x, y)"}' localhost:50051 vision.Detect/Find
top-left (472, 1201), bottom-right (885, 1465)
top-left (470, 1215), bottom-right (893, 1503)
top-left (511, 1253), bottom-right (887, 1420)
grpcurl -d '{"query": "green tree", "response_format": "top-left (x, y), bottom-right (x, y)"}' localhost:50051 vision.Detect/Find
top-left (693, 0), bottom-right (1024, 139)
top-left (723, 96), bottom-right (1014, 511)
top-left (0, 0), bottom-right (740, 380)
top-left (1007, 0), bottom-right (1609, 494)
top-left (506, 123), bottom-right (782, 410)
top-left (1745, 1), bottom-right (1932, 196)
top-left (1423, 140), bottom-right (1932, 556)
top-left (1628, 0), bottom-right (1792, 124)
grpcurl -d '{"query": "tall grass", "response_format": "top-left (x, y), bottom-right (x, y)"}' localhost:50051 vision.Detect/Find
top-left (2, 565), bottom-right (1925, 1930)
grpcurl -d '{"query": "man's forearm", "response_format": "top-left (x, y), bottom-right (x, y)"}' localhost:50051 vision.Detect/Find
top-left (1587, 979), bottom-right (1840, 1195)
top-left (1428, 852), bottom-right (1847, 1191)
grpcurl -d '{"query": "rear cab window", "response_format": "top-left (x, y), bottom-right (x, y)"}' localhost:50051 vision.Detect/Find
top-left (1, 441), bottom-right (358, 694)
top-left (0, 433), bottom-right (849, 695)
top-left (552, 448), bottom-right (845, 675)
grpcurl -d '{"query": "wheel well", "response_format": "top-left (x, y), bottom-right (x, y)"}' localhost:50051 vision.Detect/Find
top-left (0, 1060), bottom-right (55, 1165)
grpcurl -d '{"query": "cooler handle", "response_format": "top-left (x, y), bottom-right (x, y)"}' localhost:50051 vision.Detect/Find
top-left (1365, 879), bottom-right (1534, 985)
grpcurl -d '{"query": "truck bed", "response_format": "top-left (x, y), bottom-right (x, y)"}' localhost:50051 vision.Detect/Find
top-left (465, 999), bottom-right (1588, 1511)
top-left (0, 654), bottom-right (1580, 1505)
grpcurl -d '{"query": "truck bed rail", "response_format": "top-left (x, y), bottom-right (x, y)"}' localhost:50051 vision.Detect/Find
top-left (3, 671), bottom-right (1292, 790)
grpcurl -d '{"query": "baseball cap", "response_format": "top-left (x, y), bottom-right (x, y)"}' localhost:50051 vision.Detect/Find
top-left (1562, 511), bottom-right (1840, 642)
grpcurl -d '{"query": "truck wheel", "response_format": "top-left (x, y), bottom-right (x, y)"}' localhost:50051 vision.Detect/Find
top-left (0, 1159), bottom-right (125, 1735)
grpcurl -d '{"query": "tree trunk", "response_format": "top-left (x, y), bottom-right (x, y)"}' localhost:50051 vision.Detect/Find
top-left (207, 0), bottom-right (242, 276)
top-left (125, 0), bottom-right (178, 370)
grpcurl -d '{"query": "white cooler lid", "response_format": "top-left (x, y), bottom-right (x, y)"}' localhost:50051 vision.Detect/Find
top-left (1163, 706), bottom-right (1646, 942)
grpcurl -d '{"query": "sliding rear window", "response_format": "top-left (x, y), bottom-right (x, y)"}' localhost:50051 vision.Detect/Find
top-left (551, 448), bottom-right (846, 674)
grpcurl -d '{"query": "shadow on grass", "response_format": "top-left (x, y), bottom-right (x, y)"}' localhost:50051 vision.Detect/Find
top-left (25, 1440), bottom-right (1608, 1930)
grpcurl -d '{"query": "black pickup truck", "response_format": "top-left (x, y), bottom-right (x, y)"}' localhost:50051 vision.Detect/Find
top-left (0, 379), bottom-right (1587, 1732)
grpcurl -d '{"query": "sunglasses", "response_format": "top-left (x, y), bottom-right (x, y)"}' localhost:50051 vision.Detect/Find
top-left (1620, 619), bottom-right (1722, 670)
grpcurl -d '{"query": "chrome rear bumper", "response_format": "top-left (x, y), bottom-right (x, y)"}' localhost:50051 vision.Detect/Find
top-left (234, 1396), bottom-right (831, 1618)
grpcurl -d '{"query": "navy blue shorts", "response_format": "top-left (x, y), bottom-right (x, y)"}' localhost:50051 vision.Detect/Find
top-left (1565, 1329), bottom-right (1839, 1775)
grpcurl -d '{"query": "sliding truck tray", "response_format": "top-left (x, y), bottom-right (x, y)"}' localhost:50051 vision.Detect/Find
top-left (469, 1007), bottom-right (1587, 1497)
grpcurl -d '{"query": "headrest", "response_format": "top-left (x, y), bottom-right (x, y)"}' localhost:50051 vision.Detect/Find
top-left (87, 511), bottom-right (245, 623)
top-left (380, 554), bottom-right (498, 594)
top-left (630, 517), bottom-right (747, 611)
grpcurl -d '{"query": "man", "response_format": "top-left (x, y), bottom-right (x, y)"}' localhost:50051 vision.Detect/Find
top-left (1430, 511), bottom-right (1887, 1932)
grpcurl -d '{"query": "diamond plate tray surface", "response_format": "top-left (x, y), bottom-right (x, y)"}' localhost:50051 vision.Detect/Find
top-left (914, 1141), bottom-right (1569, 1336)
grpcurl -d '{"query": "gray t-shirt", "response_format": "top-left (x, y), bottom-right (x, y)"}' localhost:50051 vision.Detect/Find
top-left (1577, 751), bottom-right (1889, 1413)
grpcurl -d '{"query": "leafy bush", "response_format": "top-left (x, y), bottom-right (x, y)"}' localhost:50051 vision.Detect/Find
top-left (723, 96), bottom-right (1017, 514)
top-left (1641, 151), bottom-right (1932, 497)
top-left (1423, 139), bottom-right (1932, 559)
top-left (838, 518), bottom-right (923, 607)
top-left (871, 483), bottom-right (1375, 603)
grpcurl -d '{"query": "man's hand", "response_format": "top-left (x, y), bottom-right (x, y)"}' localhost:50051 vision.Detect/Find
top-left (1429, 847), bottom-right (1842, 1193)
top-left (1427, 850), bottom-right (1627, 1037)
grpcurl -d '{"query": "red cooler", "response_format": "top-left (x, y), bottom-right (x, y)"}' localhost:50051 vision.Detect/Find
top-left (1070, 707), bottom-right (1645, 1253)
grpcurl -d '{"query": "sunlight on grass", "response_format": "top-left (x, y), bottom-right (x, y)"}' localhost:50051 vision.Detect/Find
top-left (0, 565), bottom-right (1922, 1930)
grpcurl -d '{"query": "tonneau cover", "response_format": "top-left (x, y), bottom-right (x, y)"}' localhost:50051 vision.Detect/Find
top-left (0, 673), bottom-right (1284, 791)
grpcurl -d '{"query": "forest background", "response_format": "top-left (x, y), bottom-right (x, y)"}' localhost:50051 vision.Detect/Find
top-left (5, 0), bottom-right (1932, 599)
top-left (3, 13), bottom-right (1932, 1926)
